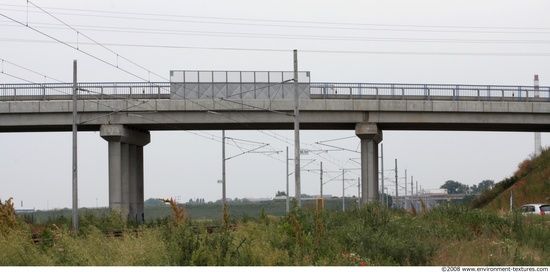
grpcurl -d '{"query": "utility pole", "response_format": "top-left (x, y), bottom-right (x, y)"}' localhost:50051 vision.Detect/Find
top-left (404, 169), bottom-right (407, 210)
top-left (380, 144), bottom-right (384, 205)
top-left (286, 146), bottom-right (289, 213)
top-left (411, 175), bottom-right (414, 209)
top-left (342, 169), bottom-right (345, 212)
top-left (72, 60), bottom-right (78, 232)
top-left (221, 130), bottom-right (227, 208)
top-left (411, 176), bottom-right (413, 199)
top-left (534, 75), bottom-right (541, 156)
top-left (394, 159), bottom-right (398, 208)
top-left (320, 161), bottom-right (323, 198)
top-left (386, 187), bottom-right (389, 207)
top-left (293, 49), bottom-right (301, 207)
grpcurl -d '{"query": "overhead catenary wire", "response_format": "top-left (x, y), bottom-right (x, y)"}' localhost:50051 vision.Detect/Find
top-left (25, 0), bottom-right (168, 82)
top-left (2, 21), bottom-right (550, 45)
top-left (3, 3), bottom-right (550, 34)
top-left (0, 12), bottom-right (151, 82)
top-left (0, 58), bottom-right (64, 83)
top-left (1, 3), bottom-right (549, 59)
top-left (1, 37), bottom-right (548, 57)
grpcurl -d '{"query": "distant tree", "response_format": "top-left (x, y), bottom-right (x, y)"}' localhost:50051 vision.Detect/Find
top-left (477, 180), bottom-right (495, 192)
top-left (458, 184), bottom-right (469, 194)
top-left (275, 191), bottom-right (287, 197)
top-left (440, 180), bottom-right (469, 194)
top-left (470, 180), bottom-right (495, 194)
top-left (144, 198), bottom-right (164, 206)
top-left (189, 198), bottom-right (194, 203)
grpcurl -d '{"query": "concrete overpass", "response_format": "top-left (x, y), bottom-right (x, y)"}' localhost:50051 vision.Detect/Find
top-left (1, 70), bottom-right (549, 221)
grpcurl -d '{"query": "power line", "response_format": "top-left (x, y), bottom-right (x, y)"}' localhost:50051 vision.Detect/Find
top-left (3, 3), bottom-right (550, 34)
top-left (2, 22), bottom-right (550, 45)
top-left (0, 12), bottom-right (153, 82)
top-left (25, 1), bottom-right (167, 82)
top-left (1, 58), bottom-right (64, 82)
top-left (1, 70), bottom-right (36, 83)
top-left (4, 37), bottom-right (547, 57)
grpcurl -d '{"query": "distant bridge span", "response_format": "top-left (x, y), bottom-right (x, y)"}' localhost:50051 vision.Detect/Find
top-left (1, 70), bottom-right (549, 221)
top-left (1, 80), bottom-right (549, 132)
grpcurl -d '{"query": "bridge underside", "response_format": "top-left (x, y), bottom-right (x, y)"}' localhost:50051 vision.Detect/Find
top-left (0, 111), bottom-right (549, 133)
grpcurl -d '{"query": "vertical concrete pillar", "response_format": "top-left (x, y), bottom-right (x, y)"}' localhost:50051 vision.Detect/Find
top-left (128, 144), bottom-right (137, 221)
top-left (136, 146), bottom-right (145, 223)
top-left (355, 123), bottom-right (383, 204)
top-left (101, 125), bottom-right (150, 223)
top-left (121, 142), bottom-right (130, 213)
top-left (108, 141), bottom-right (123, 210)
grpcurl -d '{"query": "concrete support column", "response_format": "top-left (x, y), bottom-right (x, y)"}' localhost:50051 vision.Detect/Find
top-left (107, 141), bottom-right (123, 210)
top-left (101, 125), bottom-right (150, 223)
top-left (355, 123), bottom-right (383, 205)
top-left (128, 144), bottom-right (137, 221)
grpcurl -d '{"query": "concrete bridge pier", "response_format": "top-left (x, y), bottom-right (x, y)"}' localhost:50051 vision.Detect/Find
top-left (100, 125), bottom-right (150, 223)
top-left (355, 123), bottom-right (383, 205)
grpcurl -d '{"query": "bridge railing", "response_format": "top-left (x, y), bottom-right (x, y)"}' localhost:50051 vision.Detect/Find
top-left (0, 82), bottom-right (170, 101)
top-left (310, 83), bottom-right (550, 102)
top-left (1, 81), bottom-right (549, 102)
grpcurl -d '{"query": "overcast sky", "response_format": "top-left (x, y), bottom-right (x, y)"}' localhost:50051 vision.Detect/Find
top-left (1, 0), bottom-right (549, 210)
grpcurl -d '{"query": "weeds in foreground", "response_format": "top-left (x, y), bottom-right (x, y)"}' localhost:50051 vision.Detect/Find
top-left (1, 203), bottom-right (549, 266)
top-left (160, 198), bottom-right (189, 226)
top-left (0, 198), bottom-right (17, 233)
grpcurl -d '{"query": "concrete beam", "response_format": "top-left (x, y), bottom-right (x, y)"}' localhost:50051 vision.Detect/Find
top-left (100, 125), bottom-right (150, 146)
top-left (355, 123), bottom-right (383, 142)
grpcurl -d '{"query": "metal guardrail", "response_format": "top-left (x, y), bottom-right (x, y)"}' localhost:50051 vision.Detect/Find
top-left (0, 82), bottom-right (171, 101)
top-left (1, 82), bottom-right (548, 102)
top-left (310, 83), bottom-right (550, 102)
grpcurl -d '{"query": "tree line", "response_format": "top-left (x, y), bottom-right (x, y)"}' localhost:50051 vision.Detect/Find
top-left (439, 179), bottom-right (494, 194)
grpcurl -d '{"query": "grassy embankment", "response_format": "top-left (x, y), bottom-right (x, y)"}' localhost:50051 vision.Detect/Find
top-left (472, 147), bottom-right (550, 213)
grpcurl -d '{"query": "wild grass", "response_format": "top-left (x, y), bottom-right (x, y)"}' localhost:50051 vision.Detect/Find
top-left (1, 200), bottom-right (549, 266)
top-left (0, 198), bottom-right (18, 233)
top-left (161, 198), bottom-right (190, 226)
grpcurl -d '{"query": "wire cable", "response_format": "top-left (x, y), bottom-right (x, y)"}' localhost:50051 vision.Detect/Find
top-left (3, 3), bottom-right (550, 34)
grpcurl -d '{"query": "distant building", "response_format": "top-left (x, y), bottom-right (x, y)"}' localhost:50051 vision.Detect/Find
top-left (15, 208), bottom-right (35, 213)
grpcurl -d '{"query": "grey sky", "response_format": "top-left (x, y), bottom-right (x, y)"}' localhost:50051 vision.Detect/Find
top-left (0, 0), bottom-right (548, 210)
